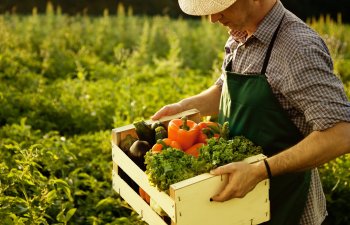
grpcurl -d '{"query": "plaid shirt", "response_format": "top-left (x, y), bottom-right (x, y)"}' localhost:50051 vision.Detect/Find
top-left (215, 1), bottom-right (350, 225)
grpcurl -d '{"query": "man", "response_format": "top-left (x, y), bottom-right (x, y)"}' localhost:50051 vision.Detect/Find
top-left (152, 0), bottom-right (350, 224)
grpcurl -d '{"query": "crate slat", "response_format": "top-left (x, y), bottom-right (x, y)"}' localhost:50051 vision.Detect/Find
top-left (112, 171), bottom-right (168, 225)
top-left (112, 144), bottom-right (176, 220)
top-left (111, 109), bottom-right (201, 146)
top-left (172, 176), bottom-right (269, 225)
top-left (169, 154), bottom-right (270, 225)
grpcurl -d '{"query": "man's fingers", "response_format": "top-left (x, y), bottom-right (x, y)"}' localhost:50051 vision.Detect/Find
top-left (151, 106), bottom-right (172, 120)
top-left (151, 104), bottom-right (182, 120)
top-left (211, 184), bottom-right (235, 202)
top-left (210, 164), bottom-right (235, 202)
top-left (210, 162), bottom-right (253, 202)
top-left (151, 110), bottom-right (166, 120)
top-left (210, 163), bottom-right (233, 175)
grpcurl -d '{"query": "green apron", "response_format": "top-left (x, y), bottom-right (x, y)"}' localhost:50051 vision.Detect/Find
top-left (218, 16), bottom-right (311, 225)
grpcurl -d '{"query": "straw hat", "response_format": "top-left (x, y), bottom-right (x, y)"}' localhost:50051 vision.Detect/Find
top-left (178, 0), bottom-right (238, 16)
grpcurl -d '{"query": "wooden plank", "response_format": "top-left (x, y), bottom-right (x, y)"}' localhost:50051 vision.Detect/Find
top-left (169, 153), bottom-right (269, 225)
top-left (111, 109), bottom-right (201, 145)
top-left (112, 127), bottom-right (137, 146)
top-left (112, 171), bottom-right (168, 225)
top-left (244, 154), bottom-right (267, 164)
top-left (172, 175), bottom-right (269, 225)
top-left (149, 108), bottom-right (201, 124)
top-left (112, 144), bottom-right (176, 220)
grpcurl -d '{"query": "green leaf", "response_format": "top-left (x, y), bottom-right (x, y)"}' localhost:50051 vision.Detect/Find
top-left (46, 190), bottom-right (57, 203)
top-left (56, 209), bottom-right (66, 223)
top-left (96, 197), bottom-right (115, 210)
top-left (65, 208), bottom-right (77, 222)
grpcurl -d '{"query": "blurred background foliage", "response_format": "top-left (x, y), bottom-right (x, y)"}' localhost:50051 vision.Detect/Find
top-left (0, 0), bottom-right (349, 23)
top-left (0, 1), bottom-right (349, 225)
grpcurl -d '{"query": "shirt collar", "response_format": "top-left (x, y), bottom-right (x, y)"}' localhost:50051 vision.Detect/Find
top-left (225, 1), bottom-right (285, 52)
top-left (229, 30), bottom-right (248, 43)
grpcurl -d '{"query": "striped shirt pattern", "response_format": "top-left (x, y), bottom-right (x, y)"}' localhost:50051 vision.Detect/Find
top-left (215, 1), bottom-right (350, 224)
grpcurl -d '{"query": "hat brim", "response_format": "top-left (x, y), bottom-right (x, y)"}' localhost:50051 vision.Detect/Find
top-left (178, 0), bottom-right (237, 16)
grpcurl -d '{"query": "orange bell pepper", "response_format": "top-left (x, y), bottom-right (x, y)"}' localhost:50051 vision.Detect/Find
top-left (185, 142), bottom-right (204, 158)
top-left (197, 121), bottom-right (221, 143)
top-left (151, 138), bottom-right (182, 153)
top-left (168, 116), bottom-right (200, 150)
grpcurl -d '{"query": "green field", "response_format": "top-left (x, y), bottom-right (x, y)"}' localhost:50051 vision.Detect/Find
top-left (0, 5), bottom-right (349, 225)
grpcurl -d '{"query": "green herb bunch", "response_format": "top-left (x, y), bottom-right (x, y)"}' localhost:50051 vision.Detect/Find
top-left (199, 136), bottom-right (263, 170)
top-left (145, 148), bottom-right (207, 192)
top-left (145, 136), bottom-right (263, 192)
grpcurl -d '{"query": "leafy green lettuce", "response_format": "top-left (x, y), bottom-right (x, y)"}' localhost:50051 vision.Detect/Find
top-left (145, 136), bottom-right (263, 192)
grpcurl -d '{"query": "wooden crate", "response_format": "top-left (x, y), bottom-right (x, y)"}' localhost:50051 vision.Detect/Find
top-left (111, 109), bottom-right (270, 225)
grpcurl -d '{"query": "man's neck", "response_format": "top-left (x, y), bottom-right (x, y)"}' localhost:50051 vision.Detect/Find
top-left (246, 0), bottom-right (278, 37)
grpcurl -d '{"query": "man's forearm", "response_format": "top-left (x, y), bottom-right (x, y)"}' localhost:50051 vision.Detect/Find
top-left (179, 84), bottom-right (222, 116)
top-left (267, 122), bottom-right (350, 177)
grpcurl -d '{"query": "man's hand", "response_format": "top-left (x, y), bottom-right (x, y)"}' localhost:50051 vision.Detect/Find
top-left (209, 122), bottom-right (350, 202)
top-left (151, 103), bottom-right (184, 120)
top-left (210, 161), bottom-right (267, 202)
top-left (151, 85), bottom-right (222, 120)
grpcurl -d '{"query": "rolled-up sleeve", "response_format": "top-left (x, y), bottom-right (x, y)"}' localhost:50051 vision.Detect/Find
top-left (215, 73), bottom-right (225, 87)
top-left (283, 43), bottom-right (350, 131)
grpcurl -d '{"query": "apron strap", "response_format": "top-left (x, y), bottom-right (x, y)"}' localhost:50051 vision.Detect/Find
top-left (260, 14), bottom-right (285, 75)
